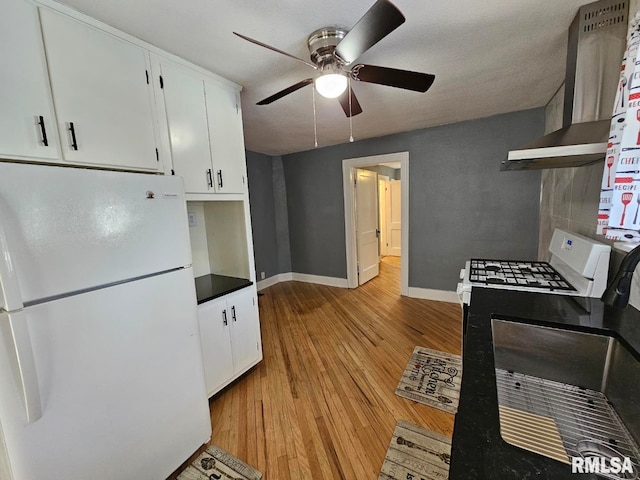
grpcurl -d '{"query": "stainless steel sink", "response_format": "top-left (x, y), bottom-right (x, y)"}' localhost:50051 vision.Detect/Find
top-left (492, 318), bottom-right (640, 479)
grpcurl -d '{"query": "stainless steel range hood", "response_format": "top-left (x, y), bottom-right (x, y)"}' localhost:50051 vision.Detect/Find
top-left (502, 0), bottom-right (628, 171)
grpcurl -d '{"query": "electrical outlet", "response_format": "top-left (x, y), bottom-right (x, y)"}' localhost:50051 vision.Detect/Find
top-left (188, 212), bottom-right (197, 227)
top-left (260, 272), bottom-right (265, 280)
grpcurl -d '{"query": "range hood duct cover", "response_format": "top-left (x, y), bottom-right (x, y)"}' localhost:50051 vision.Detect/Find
top-left (503, 0), bottom-right (628, 171)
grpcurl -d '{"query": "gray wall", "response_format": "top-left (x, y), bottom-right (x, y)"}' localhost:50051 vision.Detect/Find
top-left (246, 152), bottom-right (292, 280)
top-left (281, 108), bottom-right (545, 291)
top-left (246, 151), bottom-right (279, 280)
top-left (246, 108), bottom-right (545, 290)
top-left (272, 156), bottom-right (292, 274)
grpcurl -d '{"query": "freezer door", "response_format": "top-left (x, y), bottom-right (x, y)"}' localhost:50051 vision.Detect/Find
top-left (0, 268), bottom-right (210, 480)
top-left (0, 162), bottom-right (192, 310)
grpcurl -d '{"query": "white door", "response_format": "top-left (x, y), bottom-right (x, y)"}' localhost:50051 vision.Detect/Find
top-left (228, 287), bottom-right (261, 374)
top-left (0, 0), bottom-right (59, 161)
top-left (355, 168), bottom-right (379, 285)
top-left (205, 82), bottom-right (247, 193)
top-left (198, 297), bottom-right (234, 396)
top-left (387, 180), bottom-right (402, 256)
top-left (40, 9), bottom-right (159, 171)
top-left (378, 178), bottom-right (389, 256)
top-left (0, 269), bottom-right (210, 480)
top-left (158, 59), bottom-right (213, 193)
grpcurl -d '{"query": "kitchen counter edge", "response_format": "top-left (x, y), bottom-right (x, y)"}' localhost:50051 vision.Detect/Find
top-left (194, 274), bottom-right (253, 305)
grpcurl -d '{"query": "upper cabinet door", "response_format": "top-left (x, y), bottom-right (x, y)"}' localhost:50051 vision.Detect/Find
top-left (205, 83), bottom-right (247, 194)
top-left (0, 0), bottom-right (59, 161)
top-left (39, 9), bottom-right (159, 171)
top-left (157, 60), bottom-right (214, 193)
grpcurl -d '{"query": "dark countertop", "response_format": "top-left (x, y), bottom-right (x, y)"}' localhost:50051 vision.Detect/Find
top-left (194, 274), bottom-right (253, 304)
top-left (449, 288), bottom-right (640, 479)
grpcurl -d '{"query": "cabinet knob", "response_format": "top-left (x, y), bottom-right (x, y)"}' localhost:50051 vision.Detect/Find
top-left (217, 170), bottom-right (223, 189)
top-left (231, 305), bottom-right (237, 321)
top-left (206, 169), bottom-right (213, 188)
top-left (222, 309), bottom-right (228, 326)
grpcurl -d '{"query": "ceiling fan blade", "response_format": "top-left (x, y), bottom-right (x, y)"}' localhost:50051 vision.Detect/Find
top-left (334, 0), bottom-right (405, 65)
top-left (337, 86), bottom-right (363, 117)
top-left (257, 78), bottom-right (314, 105)
top-left (233, 32), bottom-right (317, 69)
top-left (351, 64), bottom-right (435, 92)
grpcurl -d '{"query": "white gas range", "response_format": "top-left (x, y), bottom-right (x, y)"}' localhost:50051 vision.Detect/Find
top-left (456, 229), bottom-right (612, 306)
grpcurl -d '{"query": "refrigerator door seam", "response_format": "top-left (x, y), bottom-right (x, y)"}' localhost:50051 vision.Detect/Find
top-left (22, 266), bottom-right (186, 308)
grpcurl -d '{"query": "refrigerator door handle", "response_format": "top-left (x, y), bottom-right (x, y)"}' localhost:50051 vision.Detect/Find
top-left (8, 311), bottom-right (42, 423)
top-left (0, 213), bottom-right (24, 311)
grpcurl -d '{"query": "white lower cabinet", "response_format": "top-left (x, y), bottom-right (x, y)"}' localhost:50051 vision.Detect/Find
top-left (197, 286), bottom-right (262, 397)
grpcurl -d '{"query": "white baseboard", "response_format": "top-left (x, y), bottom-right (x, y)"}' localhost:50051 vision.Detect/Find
top-left (406, 287), bottom-right (459, 303)
top-left (256, 272), bottom-right (348, 290)
top-left (257, 273), bottom-right (293, 291)
top-left (290, 273), bottom-right (349, 288)
top-left (258, 275), bottom-right (455, 301)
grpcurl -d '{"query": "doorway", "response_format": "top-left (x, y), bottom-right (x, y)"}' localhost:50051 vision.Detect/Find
top-left (379, 175), bottom-right (402, 257)
top-left (342, 152), bottom-right (408, 295)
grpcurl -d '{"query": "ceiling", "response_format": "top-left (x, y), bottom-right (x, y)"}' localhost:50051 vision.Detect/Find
top-left (55, 0), bottom-right (593, 156)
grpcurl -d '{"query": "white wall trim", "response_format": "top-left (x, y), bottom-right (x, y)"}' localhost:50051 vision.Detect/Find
top-left (258, 273), bottom-right (457, 302)
top-left (290, 273), bottom-right (349, 288)
top-left (342, 152), bottom-right (410, 295)
top-left (256, 272), bottom-right (349, 290)
top-left (406, 287), bottom-right (460, 304)
top-left (256, 273), bottom-right (293, 291)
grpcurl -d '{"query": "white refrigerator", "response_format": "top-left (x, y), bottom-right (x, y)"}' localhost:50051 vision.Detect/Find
top-left (0, 162), bottom-right (211, 480)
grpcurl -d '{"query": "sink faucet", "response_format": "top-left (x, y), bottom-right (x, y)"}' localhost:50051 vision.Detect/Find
top-left (601, 244), bottom-right (640, 308)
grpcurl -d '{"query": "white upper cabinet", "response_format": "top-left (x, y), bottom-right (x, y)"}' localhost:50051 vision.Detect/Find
top-left (0, 0), bottom-right (59, 161)
top-left (39, 9), bottom-right (160, 171)
top-left (1, 1), bottom-right (246, 177)
top-left (205, 83), bottom-right (247, 194)
top-left (155, 59), bottom-right (213, 192)
top-left (154, 54), bottom-right (247, 194)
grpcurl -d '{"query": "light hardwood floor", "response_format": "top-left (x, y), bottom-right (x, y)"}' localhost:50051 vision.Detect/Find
top-left (208, 257), bottom-right (462, 479)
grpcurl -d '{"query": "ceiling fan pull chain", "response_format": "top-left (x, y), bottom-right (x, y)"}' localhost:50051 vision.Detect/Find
top-left (312, 86), bottom-right (318, 148)
top-left (349, 77), bottom-right (354, 143)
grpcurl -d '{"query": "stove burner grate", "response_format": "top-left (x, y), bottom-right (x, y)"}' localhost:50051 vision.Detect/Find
top-left (468, 259), bottom-right (576, 292)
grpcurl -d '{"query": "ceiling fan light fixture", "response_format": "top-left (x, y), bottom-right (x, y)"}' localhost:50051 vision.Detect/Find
top-left (314, 72), bottom-right (348, 99)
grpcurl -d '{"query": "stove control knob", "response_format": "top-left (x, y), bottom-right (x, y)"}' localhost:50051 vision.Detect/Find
top-left (617, 276), bottom-right (631, 295)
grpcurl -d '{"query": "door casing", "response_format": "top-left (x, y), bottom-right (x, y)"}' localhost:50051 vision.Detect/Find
top-left (342, 152), bottom-right (408, 294)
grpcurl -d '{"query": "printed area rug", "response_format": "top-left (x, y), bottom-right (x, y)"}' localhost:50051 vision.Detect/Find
top-left (395, 346), bottom-right (462, 414)
top-left (378, 420), bottom-right (452, 480)
top-left (177, 444), bottom-right (262, 480)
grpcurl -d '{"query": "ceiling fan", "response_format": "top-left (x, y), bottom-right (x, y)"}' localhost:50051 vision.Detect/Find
top-left (233, 0), bottom-right (435, 118)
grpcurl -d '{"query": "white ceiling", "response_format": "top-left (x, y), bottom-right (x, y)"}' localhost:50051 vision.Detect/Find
top-left (55, 0), bottom-right (592, 156)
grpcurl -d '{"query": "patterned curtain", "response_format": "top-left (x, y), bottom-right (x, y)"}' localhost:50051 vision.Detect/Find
top-left (598, 12), bottom-right (640, 241)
